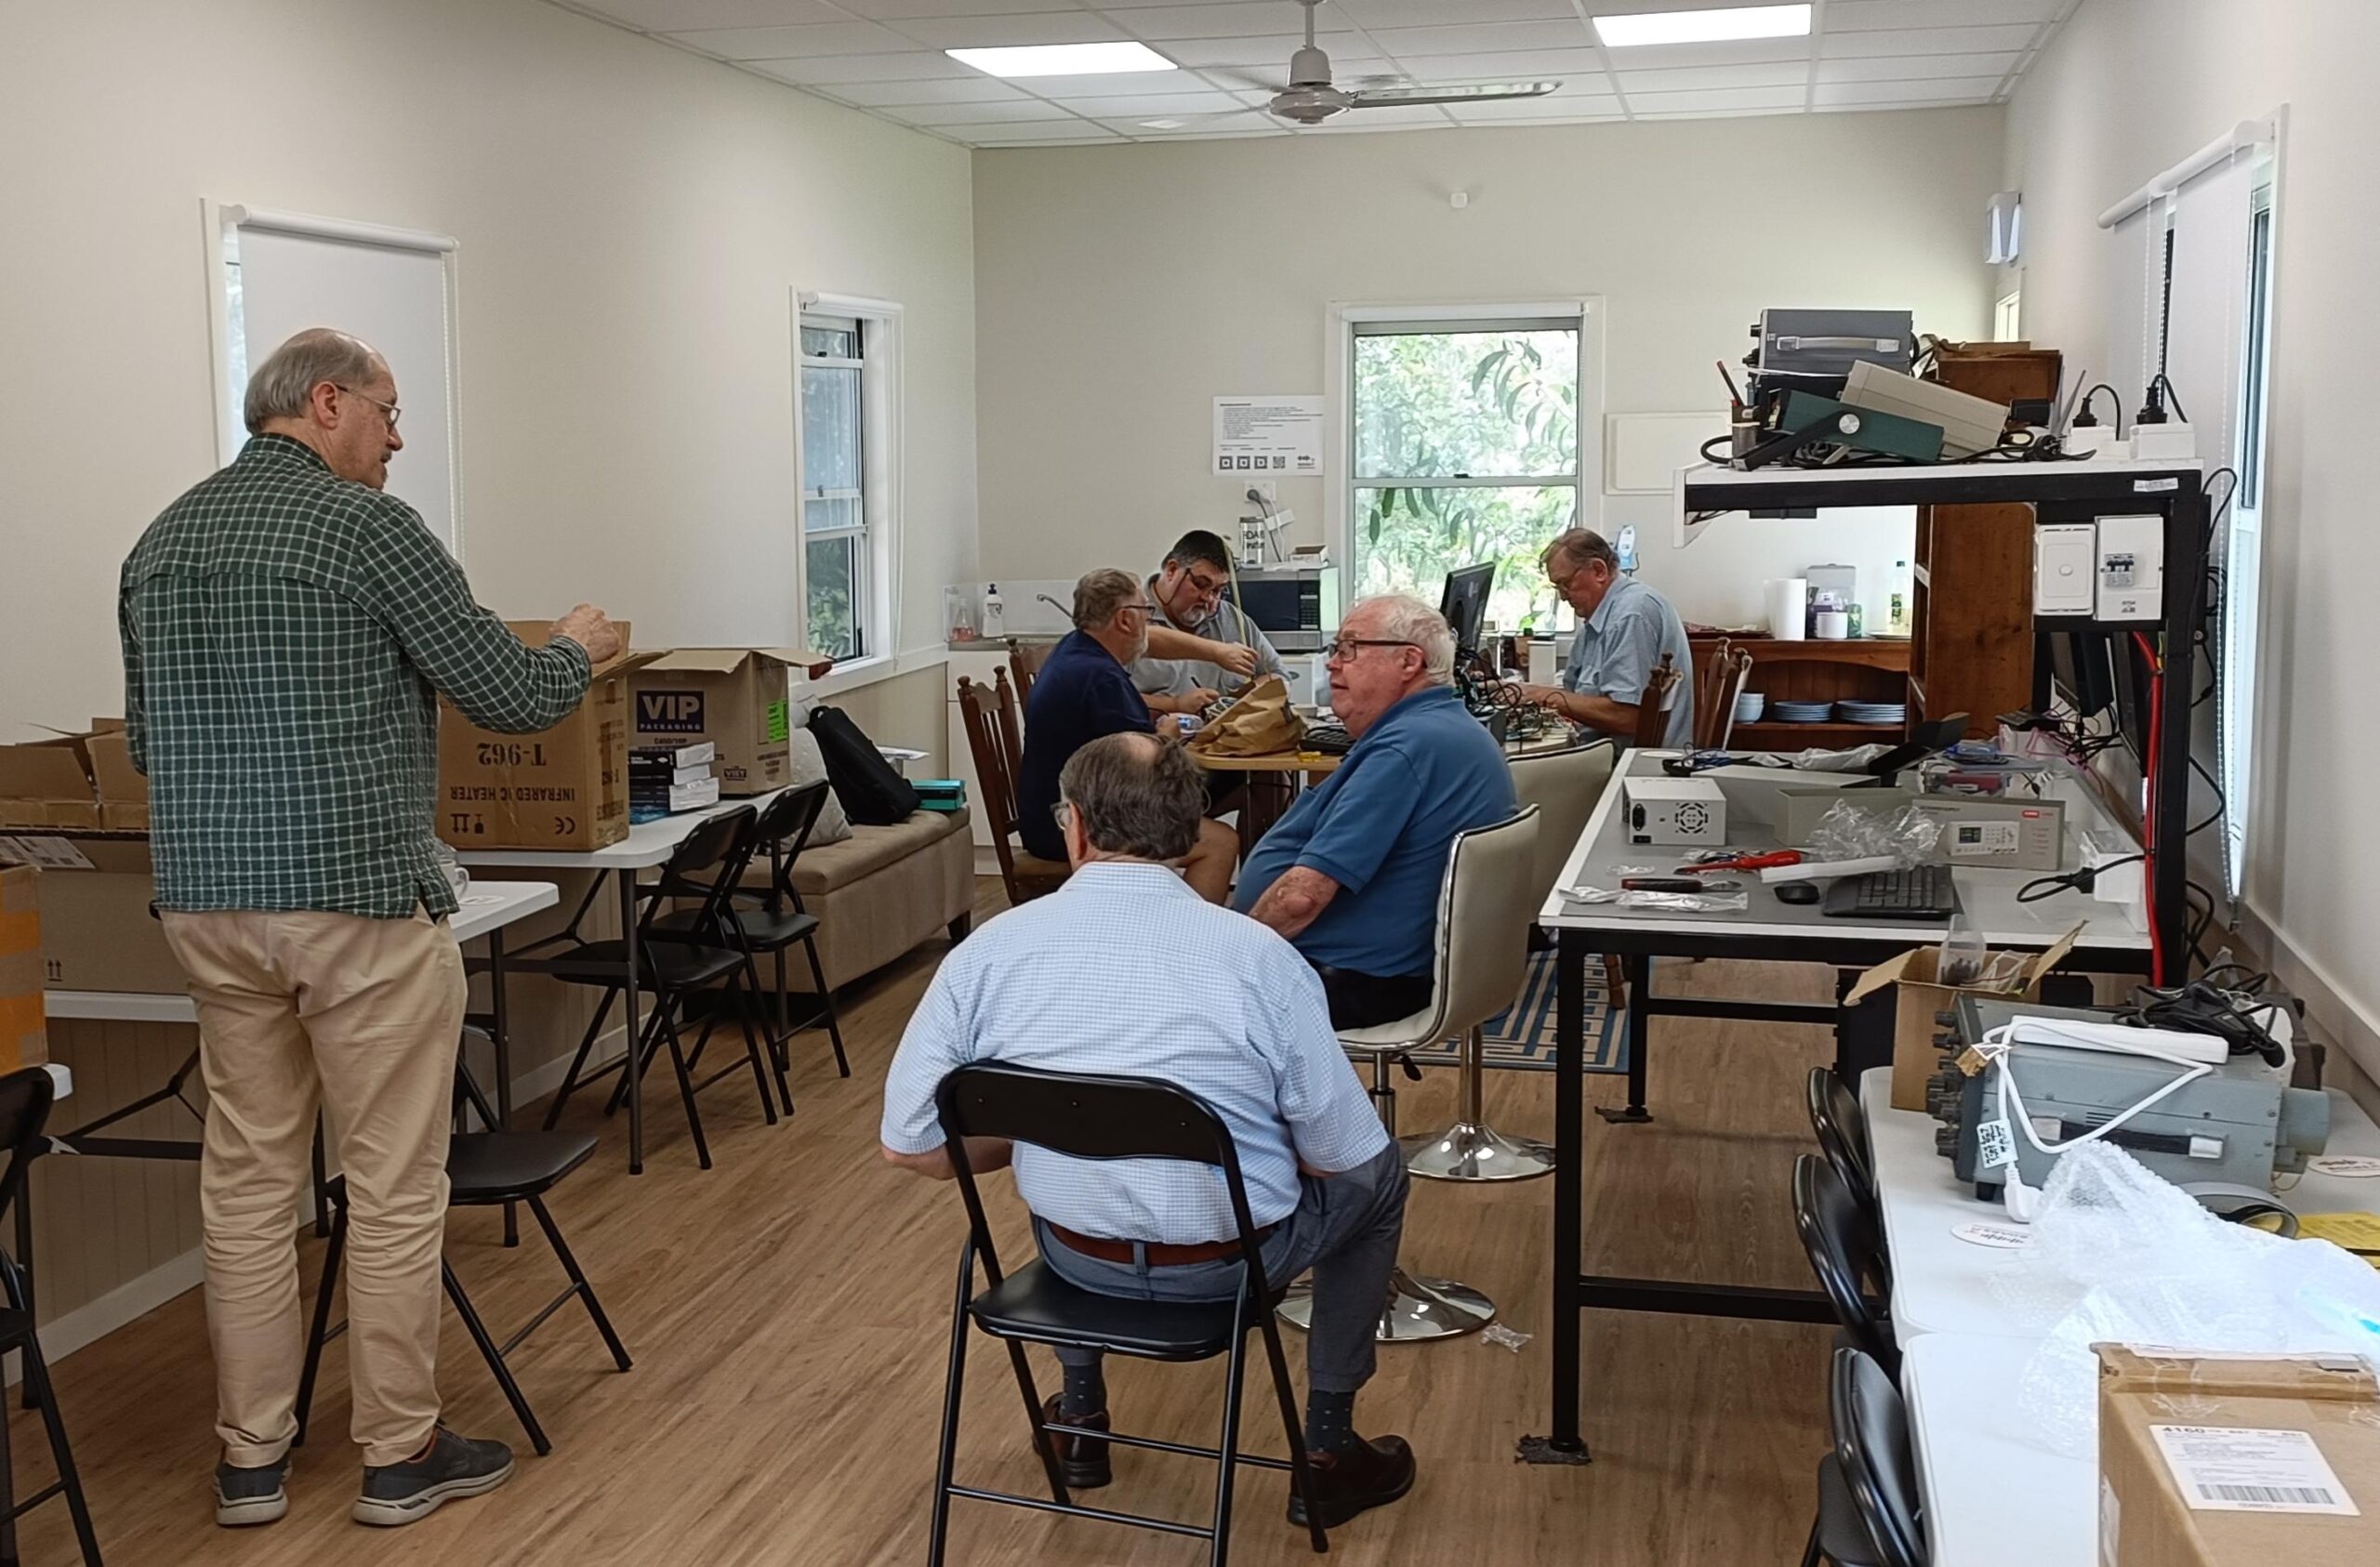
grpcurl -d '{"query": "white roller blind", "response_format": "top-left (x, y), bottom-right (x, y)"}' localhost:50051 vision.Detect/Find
top-left (2163, 151), bottom-right (2255, 475)
top-left (226, 213), bottom-right (461, 555)
top-left (2103, 201), bottom-right (2164, 418)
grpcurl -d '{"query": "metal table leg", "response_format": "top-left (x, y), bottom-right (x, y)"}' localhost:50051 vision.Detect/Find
top-left (13, 1183), bottom-right (34, 1411)
top-left (1520, 927), bottom-right (1591, 1464)
top-left (1598, 953), bottom-right (1654, 1124)
top-left (619, 871), bottom-right (644, 1175)
top-left (490, 925), bottom-right (518, 1245)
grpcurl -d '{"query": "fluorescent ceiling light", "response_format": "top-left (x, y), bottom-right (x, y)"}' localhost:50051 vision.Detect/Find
top-left (946, 42), bottom-right (1175, 79)
top-left (1593, 4), bottom-right (1812, 48)
top-left (1139, 118), bottom-right (1187, 130)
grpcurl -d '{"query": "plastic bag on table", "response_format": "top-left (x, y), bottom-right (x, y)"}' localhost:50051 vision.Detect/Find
top-left (1561, 886), bottom-right (1750, 913)
top-left (1709, 743), bottom-right (1897, 772)
top-left (1996, 1141), bottom-right (2380, 1456)
top-left (1805, 798), bottom-right (1941, 868)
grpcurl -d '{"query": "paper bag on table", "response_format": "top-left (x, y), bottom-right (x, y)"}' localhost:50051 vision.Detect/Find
top-left (1184, 676), bottom-right (1302, 757)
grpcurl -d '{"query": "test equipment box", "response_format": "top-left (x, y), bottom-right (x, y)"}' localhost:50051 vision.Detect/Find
top-left (1623, 777), bottom-right (1726, 847)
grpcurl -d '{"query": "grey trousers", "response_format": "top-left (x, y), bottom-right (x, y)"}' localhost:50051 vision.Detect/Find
top-left (1034, 1140), bottom-right (1409, 1394)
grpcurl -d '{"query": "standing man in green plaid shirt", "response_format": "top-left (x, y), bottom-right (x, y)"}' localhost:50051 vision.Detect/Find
top-left (121, 328), bottom-right (620, 1531)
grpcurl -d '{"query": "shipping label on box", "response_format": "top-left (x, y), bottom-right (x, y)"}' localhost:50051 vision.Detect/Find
top-left (436, 622), bottom-right (660, 852)
top-left (631, 648), bottom-right (826, 797)
top-left (0, 865), bottom-right (48, 1071)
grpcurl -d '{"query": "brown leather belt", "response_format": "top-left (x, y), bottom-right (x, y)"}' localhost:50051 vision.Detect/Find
top-left (1048, 1222), bottom-right (1277, 1267)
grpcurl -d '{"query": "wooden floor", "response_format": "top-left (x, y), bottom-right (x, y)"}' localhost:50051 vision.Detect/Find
top-left (7, 881), bottom-right (1844, 1565)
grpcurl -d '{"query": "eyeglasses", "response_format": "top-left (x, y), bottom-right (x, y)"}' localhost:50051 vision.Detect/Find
top-left (1183, 569), bottom-right (1230, 598)
top-left (1119, 602), bottom-right (1156, 616)
top-left (337, 386), bottom-right (402, 431)
top-left (1325, 638), bottom-right (1420, 662)
top-left (1051, 800), bottom-right (1074, 829)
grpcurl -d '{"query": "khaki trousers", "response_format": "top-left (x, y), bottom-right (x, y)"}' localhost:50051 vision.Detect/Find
top-left (161, 908), bottom-right (465, 1468)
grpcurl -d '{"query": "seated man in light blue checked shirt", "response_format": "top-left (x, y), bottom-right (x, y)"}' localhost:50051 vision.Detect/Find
top-left (1516, 526), bottom-right (1695, 748)
top-left (880, 732), bottom-right (1419, 1531)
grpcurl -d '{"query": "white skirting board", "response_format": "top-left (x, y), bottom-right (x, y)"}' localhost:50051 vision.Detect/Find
top-left (14, 1021), bottom-right (628, 1380)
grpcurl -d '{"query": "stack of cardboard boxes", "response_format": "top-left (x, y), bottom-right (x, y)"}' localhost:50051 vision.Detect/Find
top-left (0, 721), bottom-right (180, 994)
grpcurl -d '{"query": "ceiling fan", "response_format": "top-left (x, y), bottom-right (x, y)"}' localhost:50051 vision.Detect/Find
top-left (1256, 0), bottom-right (1560, 125)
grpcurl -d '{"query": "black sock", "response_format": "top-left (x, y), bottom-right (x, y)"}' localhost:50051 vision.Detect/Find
top-left (1304, 1389), bottom-right (1359, 1455)
top-left (1060, 1360), bottom-right (1106, 1418)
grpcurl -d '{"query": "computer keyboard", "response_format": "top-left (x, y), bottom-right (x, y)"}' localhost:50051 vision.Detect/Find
top-left (1821, 863), bottom-right (1959, 920)
top-left (1302, 723), bottom-right (1355, 755)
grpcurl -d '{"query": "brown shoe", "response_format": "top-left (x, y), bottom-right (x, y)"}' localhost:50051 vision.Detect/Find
top-left (1288, 1435), bottom-right (1417, 1528)
top-left (1037, 1395), bottom-right (1112, 1490)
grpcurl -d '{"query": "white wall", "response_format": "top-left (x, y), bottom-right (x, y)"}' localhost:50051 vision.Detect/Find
top-left (971, 109), bottom-right (2004, 627)
top-left (0, 0), bottom-right (977, 756)
top-left (2003, 0), bottom-right (2380, 1088)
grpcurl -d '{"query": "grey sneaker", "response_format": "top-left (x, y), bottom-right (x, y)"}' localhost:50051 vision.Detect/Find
top-left (351, 1429), bottom-right (514, 1527)
top-left (215, 1455), bottom-right (290, 1526)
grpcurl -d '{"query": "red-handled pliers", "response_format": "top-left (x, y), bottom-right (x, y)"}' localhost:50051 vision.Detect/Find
top-left (1682, 850), bottom-right (1804, 875)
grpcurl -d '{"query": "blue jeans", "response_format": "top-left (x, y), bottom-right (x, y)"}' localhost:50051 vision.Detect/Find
top-left (1034, 1140), bottom-right (1408, 1394)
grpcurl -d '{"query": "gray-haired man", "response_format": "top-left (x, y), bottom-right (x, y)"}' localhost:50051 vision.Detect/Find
top-left (122, 328), bottom-right (619, 1529)
top-left (1516, 527), bottom-right (1694, 747)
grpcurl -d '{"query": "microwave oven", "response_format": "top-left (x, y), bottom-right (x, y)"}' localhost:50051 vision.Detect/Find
top-left (1224, 565), bottom-right (1340, 653)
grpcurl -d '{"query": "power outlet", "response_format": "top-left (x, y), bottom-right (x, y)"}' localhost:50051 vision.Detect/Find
top-left (1244, 480), bottom-right (1277, 505)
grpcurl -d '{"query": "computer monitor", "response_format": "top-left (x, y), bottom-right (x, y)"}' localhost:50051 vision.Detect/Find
top-left (2046, 629), bottom-right (2116, 719)
top-left (1439, 563), bottom-right (1496, 657)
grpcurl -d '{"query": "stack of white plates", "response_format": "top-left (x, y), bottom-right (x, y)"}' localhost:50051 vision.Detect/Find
top-left (1772, 700), bottom-right (1836, 724)
top-left (1836, 701), bottom-right (1908, 725)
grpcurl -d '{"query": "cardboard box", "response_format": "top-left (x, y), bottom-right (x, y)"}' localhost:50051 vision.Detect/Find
top-left (0, 866), bottom-right (47, 1070)
top-left (436, 623), bottom-right (660, 852)
top-left (631, 648), bottom-right (827, 797)
top-left (1843, 924), bottom-right (2082, 1111)
top-left (0, 834), bottom-right (183, 994)
top-left (2098, 1346), bottom-right (2380, 1566)
top-left (0, 724), bottom-right (149, 832)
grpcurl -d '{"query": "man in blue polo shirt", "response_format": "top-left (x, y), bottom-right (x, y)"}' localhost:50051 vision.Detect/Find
top-left (1516, 527), bottom-right (1694, 748)
top-left (1235, 595), bottom-right (1517, 1028)
top-left (1017, 568), bottom-right (1238, 901)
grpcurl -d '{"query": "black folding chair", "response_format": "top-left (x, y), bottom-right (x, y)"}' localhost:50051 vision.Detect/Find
top-left (541, 806), bottom-right (779, 1168)
top-left (652, 780), bottom-right (850, 1105)
top-left (927, 1064), bottom-right (1328, 1567)
top-left (1829, 1348), bottom-right (1927, 1567)
top-left (1806, 1067), bottom-right (1879, 1228)
top-left (1792, 1155), bottom-right (1897, 1379)
top-left (0, 1070), bottom-right (102, 1565)
top-left (297, 1040), bottom-right (630, 1456)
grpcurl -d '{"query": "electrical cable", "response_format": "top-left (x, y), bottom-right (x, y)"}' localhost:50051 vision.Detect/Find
top-left (2132, 629), bottom-right (2166, 984)
top-left (2016, 852), bottom-right (2143, 904)
top-left (2119, 968), bottom-right (2289, 1066)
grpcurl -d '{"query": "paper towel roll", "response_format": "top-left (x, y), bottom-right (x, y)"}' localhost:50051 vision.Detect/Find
top-left (1766, 578), bottom-right (1809, 640)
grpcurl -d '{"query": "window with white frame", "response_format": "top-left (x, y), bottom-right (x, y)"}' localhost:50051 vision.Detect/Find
top-left (1346, 316), bottom-right (1583, 635)
top-left (796, 298), bottom-right (900, 663)
top-left (2219, 178), bottom-right (2277, 899)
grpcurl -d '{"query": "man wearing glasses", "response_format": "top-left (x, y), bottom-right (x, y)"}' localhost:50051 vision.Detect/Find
top-left (1516, 527), bottom-right (1695, 748)
top-left (121, 328), bottom-right (618, 1529)
top-left (1130, 529), bottom-right (1283, 714)
top-left (1235, 596), bottom-right (1517, 1028)
top-left (1014, 568), bottom-right (1238, 901)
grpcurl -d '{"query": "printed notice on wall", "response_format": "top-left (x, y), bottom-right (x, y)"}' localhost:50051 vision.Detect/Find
top-left (1214, 397), bottom-right (1323, 477)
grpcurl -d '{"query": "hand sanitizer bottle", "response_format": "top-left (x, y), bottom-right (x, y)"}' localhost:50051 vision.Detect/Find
top-left (981, 584), bottom-right (1004, 638)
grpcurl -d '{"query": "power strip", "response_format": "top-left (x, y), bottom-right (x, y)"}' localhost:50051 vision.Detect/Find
top-left (2003, 1015), bottom-right (2230, 1065)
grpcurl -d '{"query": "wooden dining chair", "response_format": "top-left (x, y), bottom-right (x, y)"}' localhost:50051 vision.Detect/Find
top-left (1693, 640), bottom-right (1756, 751)
top-left (958, 669), bottom-right (1071, 905)
top-left (1633, 652), bottom-right (1682, 748)
top-left (1006, 638), bottom-right (1051, 706)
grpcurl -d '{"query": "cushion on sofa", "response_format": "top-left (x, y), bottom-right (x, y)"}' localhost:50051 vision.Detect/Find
top-left (776, 807), bottom-right (970, 897)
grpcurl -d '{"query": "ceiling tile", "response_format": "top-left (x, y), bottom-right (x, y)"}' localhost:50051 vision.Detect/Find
top-left (956, 120), bottom-right (1128, 139)
top-left (1614, 61), bottom-right (1810, 92)
top-left (1157, 34), bottom-right (1382, 70)
top-left (1091, 110), bottom-right (1279, 134)
top-left (1826, 0), bottom-right (2066, 29)
top-left (567, 0), bottom-right (849, 28)
top-left (1446, 95), bottom-right (1624, 121)
top-left (823, 75), bottom-right (1034, 104)
top-left (1620, 84), bottom-right (1808, 113)
top-left (1819, 23), bottom-right (2042, 57)
top-left (838, 0), bottom-right (1091, 14)
top-left (1366, 20), bottom-right (1593, 58)
top-left (881, 99), bottom-right (1096, 125)
top-left (661, 22), bottom-right (915, 59)
top-left (991, 66), bottom-right (1205, 94)
top-left (890, 13), bottom-right (1132, 49)
top-left (1108, 4), bottom-right (1355, 42)
top-left (1391, 48), bottom-right (1610, 81)
top-left (746, 50), bottom-right (974, 84)
top-left (1337, 0), bottom-right (1580, 24)
top-left (1813, 75), bottom-right (2003, 106)
top-left (1037, 88), bottom-right (1246, 112)
top-left (1816, 51), bottom-right (2019, 83)
top-left (1582, 36), bottom-right (1810, 71)
top-left (1633, 105), bottom-right (1807, 120)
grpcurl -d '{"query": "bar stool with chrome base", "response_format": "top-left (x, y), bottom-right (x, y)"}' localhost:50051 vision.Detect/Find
top-left (1408, 740), bottom-right (1613, 1181)
top-left (1280, 807), bottom-right (1540, 1340)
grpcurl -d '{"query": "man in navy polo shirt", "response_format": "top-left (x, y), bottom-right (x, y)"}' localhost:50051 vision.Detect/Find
top-left (1016, 568), bottom-right (1238, 902)
top-left (1235, 595), bottom-right (1517, 1028)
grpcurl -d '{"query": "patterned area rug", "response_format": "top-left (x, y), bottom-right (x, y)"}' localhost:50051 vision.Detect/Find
top-left (1405, 950), bottom-right (1626, 1074)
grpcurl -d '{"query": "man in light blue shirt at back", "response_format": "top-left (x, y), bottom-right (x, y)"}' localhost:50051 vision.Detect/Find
top-left (880, 732), bottom-right (1420, 1532)
top-left (1518, 527), bottom-right (1695, 748)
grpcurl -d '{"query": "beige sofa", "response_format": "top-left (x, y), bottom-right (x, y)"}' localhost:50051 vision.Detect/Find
top-left (751, 806), bottom-right (974, 993)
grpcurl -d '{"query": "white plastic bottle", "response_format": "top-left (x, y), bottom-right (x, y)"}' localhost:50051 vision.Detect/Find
top-left (1888, 560), bottom-right (1911, 636)
top-left (981, 583), bottom-right (1004, 638)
